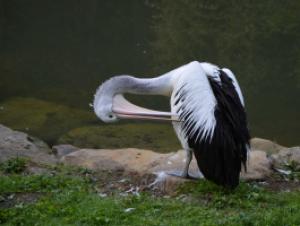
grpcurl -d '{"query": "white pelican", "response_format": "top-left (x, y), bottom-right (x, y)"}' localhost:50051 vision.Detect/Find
top-left (93, 61), bottom-right (250, 188)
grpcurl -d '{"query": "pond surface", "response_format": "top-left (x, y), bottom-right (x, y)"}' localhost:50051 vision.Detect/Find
top-left (0, 1), bottom-right (299, 146)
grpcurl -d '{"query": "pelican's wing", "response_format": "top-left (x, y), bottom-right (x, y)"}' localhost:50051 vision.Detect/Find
top-left (173, 62), bottom-right (249, 188)
top-left (171, 61), bottom-right (217, 142)
top-left (221, 68), bottom-right (245, 106)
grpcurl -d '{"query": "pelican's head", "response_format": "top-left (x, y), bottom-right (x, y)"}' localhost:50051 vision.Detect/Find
top-left (94, 103), bottom-right (118, 123)
top-left (93, 94), bottom-right (118, 122)
top-left (93, 81), bottom-right (119, 123)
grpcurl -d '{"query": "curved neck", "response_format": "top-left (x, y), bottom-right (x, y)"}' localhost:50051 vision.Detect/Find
top-left (95, 73), bottom-right (173, 101)
top-left (93, 73), bottom-right (174, 115)
top-left (108, 74), bottom-right (173, 96)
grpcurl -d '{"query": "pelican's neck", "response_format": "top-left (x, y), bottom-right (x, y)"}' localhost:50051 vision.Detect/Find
top-left (93, 73), bottom-right (174, 114)
top-left (94, 62), bottom-right (203, 104)
top-left (93, 63), bottom-right (196, 118)
top-left (97, 73), bottom-right (173, 99)
top-left (110, 74), bottom-right (173, 96)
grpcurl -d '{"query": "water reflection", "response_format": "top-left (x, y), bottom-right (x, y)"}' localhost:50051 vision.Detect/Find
top-left (0, 0), bottom-right (299, 146)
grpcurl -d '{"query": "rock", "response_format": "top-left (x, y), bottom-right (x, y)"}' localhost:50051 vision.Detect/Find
top-left (61, 148), bottom-right (197, 194)
top-left (26, 166), bottom-right (51, 175)
top-left (271, 147), bottom-right (300, 171)
top-left (0, 124), bottom-right (57, 164)
top-left (150, 150), bottom-right (203, 178)
top-left (250, 137), bottom-right (285, 155)
top-left (62, 148), bottom-right (273, 190)
top-left (241, 150), bottom-right (273, 181)
top-left (61, 148), bottom-right (172, 172)
top-left (61, 148), bottom-right (201, 176)
top-left (52, 144), bottom-right (79, 158)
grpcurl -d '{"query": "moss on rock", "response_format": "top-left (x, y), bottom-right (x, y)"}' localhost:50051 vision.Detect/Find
top-left (0, 97), bottom-right (96, 144)
top-left (59, 123), bottom-right (181, 153)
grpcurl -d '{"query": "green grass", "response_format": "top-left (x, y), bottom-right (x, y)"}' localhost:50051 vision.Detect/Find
top-left (0, 163), bottom-right (300, 226)
top-left (0, 157), bottom-right (27, 174)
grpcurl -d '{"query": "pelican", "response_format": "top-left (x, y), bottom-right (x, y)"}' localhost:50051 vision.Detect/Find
top-left (93, 61), bottom-right (250, 188)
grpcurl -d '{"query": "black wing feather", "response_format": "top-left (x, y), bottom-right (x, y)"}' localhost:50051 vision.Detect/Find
top-left (188, 69), bottom-right (250, 188)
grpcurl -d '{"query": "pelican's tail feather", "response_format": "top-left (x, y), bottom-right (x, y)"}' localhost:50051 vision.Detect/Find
top-left (190, 69), bottom-right (250, 188)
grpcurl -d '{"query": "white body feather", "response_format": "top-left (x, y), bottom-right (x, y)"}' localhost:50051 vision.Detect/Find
top-left (167, 61), bottom-right (244, 149)
top-left (169, 62), bottom-right (217, 147)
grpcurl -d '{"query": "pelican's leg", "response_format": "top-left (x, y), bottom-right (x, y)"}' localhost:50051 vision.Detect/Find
top-left (169, 123), bottom-right (196, 179)
top-left (181, 149), bottom-right (193, 178)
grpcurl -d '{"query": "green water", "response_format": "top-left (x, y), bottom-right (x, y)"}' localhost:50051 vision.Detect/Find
top-left (0, 0), bottom-right (299, 147)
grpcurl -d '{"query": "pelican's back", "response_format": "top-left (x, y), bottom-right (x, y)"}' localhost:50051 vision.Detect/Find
top-left (191, 69), bottom-right (250, 188)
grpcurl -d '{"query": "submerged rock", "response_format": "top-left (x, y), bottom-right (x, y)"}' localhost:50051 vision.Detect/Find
top-left (250, 137), bottom-right (285, 155)
top-left (0, 97), bottom-right (95, 144)
top-left (0, 124), bottom-right (57, 164)
top-left (59, 124), bottom-right (181, 153)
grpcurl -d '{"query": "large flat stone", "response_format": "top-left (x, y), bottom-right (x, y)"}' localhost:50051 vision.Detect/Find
top-left (61, 148), bottom-right (173, 172)
top-left (61, 148), bottom-right (272, 181)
